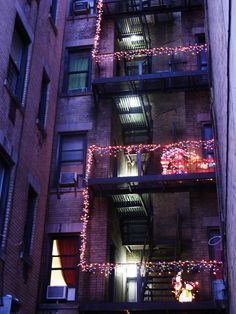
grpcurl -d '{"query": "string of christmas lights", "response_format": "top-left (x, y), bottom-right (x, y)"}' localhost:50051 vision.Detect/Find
top-left (92, 0), bottom-right (103, 58)
top-left (78, 260), bottom-right (223, 276)
top-left (94, 44), bottom-right (208, 62)
top-left (79, 139), bottom-right (217, 274)
top-left (92, 0), bottom-right (208, 62)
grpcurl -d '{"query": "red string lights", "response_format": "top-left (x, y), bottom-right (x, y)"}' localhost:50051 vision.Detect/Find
top-left (92, 0), bottom-right (208, 62)
top-left (79, 140), bottom-right (217, 275)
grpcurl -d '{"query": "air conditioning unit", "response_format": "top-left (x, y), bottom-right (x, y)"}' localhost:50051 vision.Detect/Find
top-left (59, 172), bottom-right (78, 186)
top-left (46, 286), bottom-right (67, 300)
top-left (73, 1), bottom-right (90, 15)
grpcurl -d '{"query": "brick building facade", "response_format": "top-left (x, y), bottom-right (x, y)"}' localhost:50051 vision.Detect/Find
top-left (0, 1), bottom-right (232, 314)
top-left (0, 0), bottom-right (66, 313)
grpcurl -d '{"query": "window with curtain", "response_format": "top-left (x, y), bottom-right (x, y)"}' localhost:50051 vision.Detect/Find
top-left (49, 237), bottom-right (79, 288)
top-left (7, 17), bottom-right (30, 102)
top-left (66, 50), bottom-right (91, 93)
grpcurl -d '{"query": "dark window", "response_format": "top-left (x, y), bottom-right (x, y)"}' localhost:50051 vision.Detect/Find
top-left (22, 186), bottom-right (37, 258)
top-left (202, 122), bottom-right (214, 158)
top-left (196, 33), bottom-right (207, 71)
top-left (70, 0), bottom-right (95, 15)
top-left (125, 57), bottom-right (150, 76)
top-left (65, 50), bottom-right (91, 93)
top-left (50, 0), bottom-right (57, 23)
top-left (37, 71), bottom-right (50, 129)
top-left (48, 237), bottom-right (79, 298)
top-left (57, 134), bottom-right (86, 186)
top-left (0, 159), bottom-right (10, 247)
top-left (7, 18), bottom-right (30, 102)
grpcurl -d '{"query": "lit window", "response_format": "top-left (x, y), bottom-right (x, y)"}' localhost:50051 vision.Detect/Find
top-left (49, 237), bottom-right (79, 288)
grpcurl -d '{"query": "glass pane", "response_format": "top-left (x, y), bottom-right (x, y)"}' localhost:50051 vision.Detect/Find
top-left (69, 56), bottom-right (89, 72)
top-left (52, 256), bottom-right (77, 268)
top-left (0, 161), bottom-right (5, 198)
top-left (68, 73), bottom-right (88, 91)
top-left (11, 29), bottom-right (24, 70)
top-left (62, 136), bottom-right (83, 150)
top-left (61, 150), bottom-right (83, 162)
top-left (50, 269), bottom-right (67, 286)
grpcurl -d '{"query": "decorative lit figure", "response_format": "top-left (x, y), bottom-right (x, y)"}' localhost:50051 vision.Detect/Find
top-left (179, 282), bottom-right (195, 303)
top-left (172, 272), bottom-right (183, 297)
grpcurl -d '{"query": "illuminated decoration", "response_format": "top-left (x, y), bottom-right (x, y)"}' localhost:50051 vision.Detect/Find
top-left (94, 44), bottom-right (208, 62)
top-left (92, 0), bottom-right (103, 58)
top-left (161, 140), bottom-right (215, 174)
top-left (79, 139), bottom-right (217, 274)
top-left (92, 0), bottom-right (207, 62)
top-left (172, 271), bottom-right (199, 302)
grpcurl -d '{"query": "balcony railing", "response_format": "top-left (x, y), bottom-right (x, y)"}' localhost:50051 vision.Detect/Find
top-left (87, 141), bottom-right (214, 178)
top-left (102, 0), bottom-right (204, 17)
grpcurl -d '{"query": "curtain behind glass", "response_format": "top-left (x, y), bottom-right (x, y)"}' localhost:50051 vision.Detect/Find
top-left (68, 56), bottom-right (89, 91)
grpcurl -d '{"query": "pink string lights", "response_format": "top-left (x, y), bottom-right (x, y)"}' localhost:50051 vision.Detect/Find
top-left (79, 140), bottom-right (217, 274)
top-left (92, 0), bottom-right (208, 62)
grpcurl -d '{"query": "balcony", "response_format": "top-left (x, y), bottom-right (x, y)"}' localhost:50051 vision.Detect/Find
top-left (93, 52), bottom-right (208, 101)
top-left (80, 261), bottom-right (224, 312)
top-left (102, 0), bottom-right (204, 18)
top-left (87, 141), bottom-right (215, 193)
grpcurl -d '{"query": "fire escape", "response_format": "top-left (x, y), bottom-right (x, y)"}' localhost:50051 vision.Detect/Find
top-left (82, 0), bottom-right (223, 312)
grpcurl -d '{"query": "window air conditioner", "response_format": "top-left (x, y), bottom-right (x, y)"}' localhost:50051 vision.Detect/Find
top-left (73, 1), bottom-right (90, 14)
top-left (46, 286), bottom-right (67, 300)
top-left (59, 172), bottom-right (78, 186)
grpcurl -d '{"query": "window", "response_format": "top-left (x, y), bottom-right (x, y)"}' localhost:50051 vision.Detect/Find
top-left (48, 237), bottom-right (79, 299)
top-left (37, 71), bottom-right (50, 130)
top-left (58, 134), bottom-right (86, 186)
top-left (125, 57), bottom-right (150, 76)
top-left (202, 122), bottom-right (214, 158)
top-left (0, 159), bottom-right (10, 247)
top-left (21, 186), bottom-right (37, 259)
top-left (65, 50), bottom-right (91, 93)
top-left (7, 17), bottom-right (30, 102)
top-left (50, 0), bottom-right (57, 23)
top-left (70, 0), bottom-right (95, 15)
top-left (196, 34), bottom-right (207, 71)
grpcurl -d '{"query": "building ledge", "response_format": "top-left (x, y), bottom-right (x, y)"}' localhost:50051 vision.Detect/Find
top-left (80, 300), bottom-right (221, 312)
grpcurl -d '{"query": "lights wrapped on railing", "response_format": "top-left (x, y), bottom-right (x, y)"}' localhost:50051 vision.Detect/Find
top-left (80, 140), bottom-right (215, 272)
top-left (92, 0), bottom-right (208, 63)
top-left (93, 44), bottom-right (208, 62)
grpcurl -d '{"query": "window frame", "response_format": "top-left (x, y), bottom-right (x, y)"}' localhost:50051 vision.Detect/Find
top-left (201, 122), bottom-right (214, 159)
top-left (37, 70), bottom-right (50, 131)
top-left (0, 157), bottom-right (11, 249)
top-left (64, 48), bottom-right (92, 94)
top-left (7, 16), bottom-right (30, 104)
top-left (21, 186), bottom-right (38, 261)
top-left (56, 132), bottom-right (87, 185)
top-left (69, 0), bottom-right (96, 16)
top-left (46, 235), bottom-right (80, 302)
top-left (50, 0), bottom-right (58, 24)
